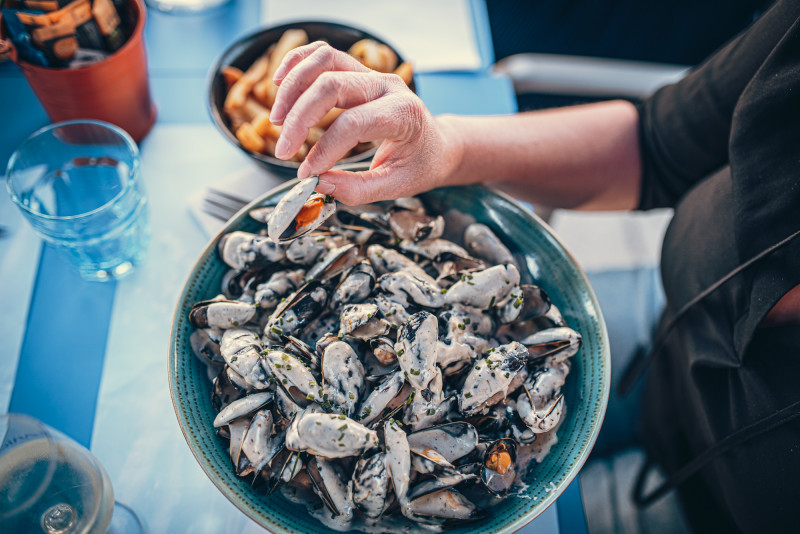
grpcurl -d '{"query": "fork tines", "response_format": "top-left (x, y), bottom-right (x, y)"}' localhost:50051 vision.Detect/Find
top-left (202, 188), bottom-right (252, 222)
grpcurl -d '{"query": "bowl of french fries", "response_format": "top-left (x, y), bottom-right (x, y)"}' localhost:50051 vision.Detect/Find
top-left (208, 21), bottom-right (415, 175)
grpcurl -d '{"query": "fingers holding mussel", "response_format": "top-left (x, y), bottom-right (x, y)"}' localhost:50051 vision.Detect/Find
top-left (268, 176), bottom-right (336, 243)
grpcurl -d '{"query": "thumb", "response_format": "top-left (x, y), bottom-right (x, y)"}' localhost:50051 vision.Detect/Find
top-left (314, 165), bottom-right (414, 206)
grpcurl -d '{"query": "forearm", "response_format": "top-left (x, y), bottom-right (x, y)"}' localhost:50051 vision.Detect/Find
top-left (435, 100), bottom-right (642, 211)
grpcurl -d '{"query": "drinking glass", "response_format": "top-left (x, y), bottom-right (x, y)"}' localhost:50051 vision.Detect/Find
top-left (0, 413), bottom-right (143, 533)
top-left (5, 120), bottom-right (150, 282)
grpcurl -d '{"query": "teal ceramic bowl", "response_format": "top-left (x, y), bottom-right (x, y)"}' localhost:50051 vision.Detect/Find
top-left (169, 182), bottom-right (610, 534)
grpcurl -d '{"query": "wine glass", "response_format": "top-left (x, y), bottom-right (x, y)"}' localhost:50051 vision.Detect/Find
top-left (0, 413), bottom-right (143, 534)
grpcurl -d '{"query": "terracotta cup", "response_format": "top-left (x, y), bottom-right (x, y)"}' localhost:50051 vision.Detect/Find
top-left (1, 0), bottom-right (156, 142)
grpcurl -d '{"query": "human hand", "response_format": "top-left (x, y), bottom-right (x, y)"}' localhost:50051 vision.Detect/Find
top-left (269, 42), bottom-right (461, 205)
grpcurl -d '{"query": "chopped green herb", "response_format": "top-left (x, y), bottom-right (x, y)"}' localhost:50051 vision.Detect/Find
top-left (349, 393), bottom-right (355, 399)
top-left (230, 356), bottom-right (238, 362)
top-left (338, 424), bottom-right (348, 431)
top-left (464, 392), bottom-right (472, 398)
top-left (464, 317), bottom-right (471, 324)
top-left (271, 327), bottom-right (282, 335)
top-left (397, 349), bottom-right (405, 356)
top-left (306, 393), bottom-right (315, 401)
top-left (427, 408), bottom-right (436, 415)
top-left (338, 414), bottom-right (346, 420)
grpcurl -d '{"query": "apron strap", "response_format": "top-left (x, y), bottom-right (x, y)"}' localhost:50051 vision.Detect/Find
top-left (633, 399), bottom-right (800, 507)
top-left (618, 226), bottom-right (800, 396)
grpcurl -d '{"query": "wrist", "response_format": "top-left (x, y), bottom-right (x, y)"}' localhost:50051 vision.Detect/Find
top-left (432, 114), bottom-right (467, 188)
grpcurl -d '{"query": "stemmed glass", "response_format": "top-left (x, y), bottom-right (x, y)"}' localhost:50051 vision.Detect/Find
top-left (0, 413), bottom-right (143, 534)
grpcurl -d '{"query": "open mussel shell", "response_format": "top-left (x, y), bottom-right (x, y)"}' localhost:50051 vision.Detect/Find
top-left (306, 456), bottom-right (355, 519)
top-left (388, 208), bottom-right (445, 242)
top-left (306, 243), bottom-right (362, 283)
top-left (522, 326), bottom-right (582, 362)
top-left (499, 284), bottom-right (552, 325)
top-left (279, 334), bottom-right (320, 372)
top-left (351, 452), bottom-right (391, 518)
top-left (481, 438), bottom-right (517, 496)
top-left (407, 422), bottom-right (479, 464)
top-left (334, 203), bottom-right (390, 232)
top-left (190, 327), bottom-right (225, 367)
top-left (403, 488), bottom-right (485, 525)
top-left (213, 391), bottom-right (274, 428)
top-left (259, 445), bottom-right (301, 494)
top-left (211, 364), bottom-right (247, 411)
top-left (189, 298), bottom-right (256, 329)
top-left (249, 205), bottom-right (275, 223)
top-left (268, 176), bottom-right (337, 242)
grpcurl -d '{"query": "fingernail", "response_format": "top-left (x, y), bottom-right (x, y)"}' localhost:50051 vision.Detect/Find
top-left (316, 179), bottom-right (336, 195)
top-left (270, 103), bottom-right (284, 121)
top-left (275, 137), bottom-right (289, 159)
top-left (297, 162), bottom-right (311, 179)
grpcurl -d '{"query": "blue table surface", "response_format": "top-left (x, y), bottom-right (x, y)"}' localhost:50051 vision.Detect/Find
top-left (0, 1), bottom-right (587, 532)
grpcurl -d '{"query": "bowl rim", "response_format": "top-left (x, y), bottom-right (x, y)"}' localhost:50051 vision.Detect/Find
top-left (206, 20), bottom-right (415, 172)
top-left (169, 181), bottom-right (610, 533)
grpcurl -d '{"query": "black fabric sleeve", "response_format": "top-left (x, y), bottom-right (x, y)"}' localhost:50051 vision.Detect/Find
top-left (636, 0), bottom-right (799, 210)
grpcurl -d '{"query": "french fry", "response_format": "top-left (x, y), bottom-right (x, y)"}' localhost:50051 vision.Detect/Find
top-left (262, 136), bottom-right (278, 157)
top-left (376, 44), bottom-right (398, 73)
top-left (226, 96), bottom-right (269, 127)
top-left (224, 52), bottom-right (269, 112)
top-left (348, 39), bottom-right (397, 72)
top-left (221, 66), bottom-right (243, 89)
top-left (236, 123), bottom-right (266, 153)
top-left (393, 62), bottom-right (414, 86)
top-left (315, 107), bottom-right (344, 129)
top-left (253, 114), bottom-right (281, 140)
top-left (305, 126), bottom-right (325, 147)
top-left (253, 29), bottom-right (308, 105)
top-left (291, 142), bottom-right (310, 163)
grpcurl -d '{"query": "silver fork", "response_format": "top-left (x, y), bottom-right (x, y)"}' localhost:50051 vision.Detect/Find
top-left (201, 188), bottom-right (251, 222)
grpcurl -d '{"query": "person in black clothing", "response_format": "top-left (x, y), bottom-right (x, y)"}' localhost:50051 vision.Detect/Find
top-left (265, 0), bottom-right (800, 530)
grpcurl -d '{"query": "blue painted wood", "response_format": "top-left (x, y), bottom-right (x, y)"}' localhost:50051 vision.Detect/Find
top-left (557, 478), bottom-right (589, 534)
top-left (9, 244), bottom-right (116, 448)
top-left (416, 72), bottom-right (518, 115)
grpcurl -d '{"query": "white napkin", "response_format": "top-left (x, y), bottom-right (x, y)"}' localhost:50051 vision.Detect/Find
top-left (261, 0), bottom-right (484, 72)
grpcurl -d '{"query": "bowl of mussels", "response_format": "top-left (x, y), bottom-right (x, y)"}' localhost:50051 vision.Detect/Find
top-left (169, 177), bottom-right (610, 533)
